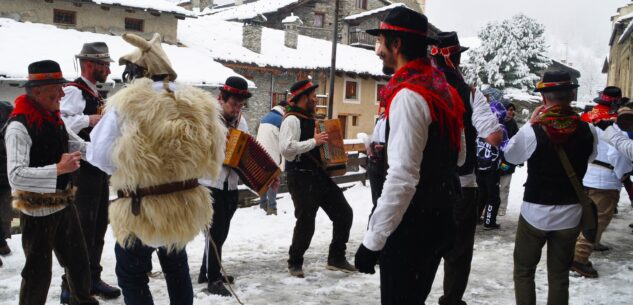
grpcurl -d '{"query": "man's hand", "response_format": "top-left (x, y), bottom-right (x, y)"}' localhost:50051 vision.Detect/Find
top-left (354, 244), bottom-right (380, 274)
top-left (485, 130), bottom-right (503, 147)
top-left (314, 131), bottom-right (329, 146)
top-left (57, 151), bottom-right (81, 175)
top-left (88, 114), bottom-right (102, 127)
top-left (529, 105), bottom-right (545, 125)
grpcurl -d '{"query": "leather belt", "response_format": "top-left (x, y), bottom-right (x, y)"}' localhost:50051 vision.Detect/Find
top-left (591, 160), bottom-right (614, 170)
top-left (117, 179), bottom-right (200, 216)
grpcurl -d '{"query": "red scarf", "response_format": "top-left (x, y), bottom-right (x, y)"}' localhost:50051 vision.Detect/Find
top-left (537, 105), bottom-right (581, 145)
top-left (379, 58), bottom-right (465, 149)
top-left (10, 94), bottom-right (63, 130)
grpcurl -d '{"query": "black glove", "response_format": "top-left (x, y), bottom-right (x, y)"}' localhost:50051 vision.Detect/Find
top-left (595, 119), bottom-right (614, 130)
top-left (354, 244), bottom-right (380, 274)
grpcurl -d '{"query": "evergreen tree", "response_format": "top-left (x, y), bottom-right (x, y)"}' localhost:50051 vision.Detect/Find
top-left (464, 14), bottom-right (551, 90)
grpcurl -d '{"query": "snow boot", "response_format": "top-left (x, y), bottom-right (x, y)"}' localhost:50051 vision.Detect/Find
top-left (288, 264), bottom-right (305, 278)
top-left (207, 280), bottom-right (232, 297)
top-left (91, 279), bottom-right (121, 299)
top-left (571, 260), bottom-right (599, 278)
top-left (326, 258), bottom-right (357, 273)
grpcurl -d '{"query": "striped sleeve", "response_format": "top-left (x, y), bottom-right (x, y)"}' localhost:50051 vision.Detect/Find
top-left (5, 121), bottom-right (58, 193)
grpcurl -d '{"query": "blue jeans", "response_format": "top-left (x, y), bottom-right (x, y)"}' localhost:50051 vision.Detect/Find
top-left (115, 240), bottom-right (193, 305)
top-left (259, 187), bottom-right (277, 209)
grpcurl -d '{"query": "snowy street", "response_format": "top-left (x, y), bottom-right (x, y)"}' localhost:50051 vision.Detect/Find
top-left (1, 166), bottom-right (632, 305)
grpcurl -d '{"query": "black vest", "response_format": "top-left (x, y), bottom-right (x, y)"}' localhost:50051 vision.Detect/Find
top-left (284, 114), bottom-right (322, 172)
top-left (8, 115), bottom-right (71, 190)
top-left (443, 70), bottom-right (477, 176)
top-left (71, 78), bottom-right (104, 141)
top-left (523, 123), bottom-right (593, 205)
top-left (385, 119), bottom-right (459, 209)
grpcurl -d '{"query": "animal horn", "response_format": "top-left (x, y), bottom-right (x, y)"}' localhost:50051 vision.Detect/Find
top-left (122, 33), bottom-right (152, 52)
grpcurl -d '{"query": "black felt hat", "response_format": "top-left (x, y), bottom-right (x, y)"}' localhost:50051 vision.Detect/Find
top-left (593, 86), bottom-right (622, 105)
top-left (23, 60), bottom-right (69, 87)
top-left (431, 31), bottom-right (469, 55)
top-left (220, 76), bottom-right (252, 99)
top-left (534, 70), bottom-right (579, 93)
top-left (366, 6), bottom-right (437, 45)
top-left (75, 42), bottom-right (114, 63)
top-left (289, 80), bottom-right (319, 103)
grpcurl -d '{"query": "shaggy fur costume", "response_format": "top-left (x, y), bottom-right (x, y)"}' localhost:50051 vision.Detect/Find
top-left (106, 78), bottom-right (226, 251)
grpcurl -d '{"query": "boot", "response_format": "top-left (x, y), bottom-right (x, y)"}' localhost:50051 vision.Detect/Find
top-left (221, 274), bottom-right (235, 284)
top-left (60, 286), bottom-right (70, 304)
top-left (288, 264), bottom-right (305, 278)
top-left (91, 279), bottom-right (121, 299)
top-left (0, 239), bottom-right (10, 255)
top-left (266, 207), bottom-right (277, 215)
top-left (207, 280), bottom-right (232, 297)
top-left (197, 272), bottom-right (208, 284)
top-left (326, 258), bottom-right (357, 273)
top-left (571, 260), bottom-right (599, 278)
top-left (593, 243), bottom-right (610, 252)
top-left (0, 256), bottom-right (3, 267)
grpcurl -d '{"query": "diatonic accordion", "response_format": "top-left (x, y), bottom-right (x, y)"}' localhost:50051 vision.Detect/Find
top-left (316, 119), bottom-right (347, 177)
top-left (224, 129), bottom-right (281, 196)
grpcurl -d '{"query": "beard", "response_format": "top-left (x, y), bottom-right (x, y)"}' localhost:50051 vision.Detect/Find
top-left (93, 69), bottom-right (107, 83)
top-left (382, 65), bottom-right (395, 75)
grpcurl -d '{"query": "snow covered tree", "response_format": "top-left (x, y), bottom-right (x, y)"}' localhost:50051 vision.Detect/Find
top-left (464, 14), bottom-right (551, 91)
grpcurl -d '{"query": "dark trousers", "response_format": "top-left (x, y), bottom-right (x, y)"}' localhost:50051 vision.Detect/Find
top-left (476, 170), bottom-right (500, 225)
top-left (0, 186), bottom-right (12, 240)
top-left (115, 239), bottom-right (193, 305)
top-left (200, 186), bottom-right (238, 282)
top-left (64, 161), bottom-right (109, 288)
top-left (368, 158), bottom-right (386, 217)
top-left (514, 216), bottom-right (580, 305)
top-left (287, 170), bottom-right (353, 266)
top-left (380, 206), bottom-right (455, 305)
top-left (19, 206), bottom-right (97, 305)
top-left (440, 187), bottom-right (478, 305)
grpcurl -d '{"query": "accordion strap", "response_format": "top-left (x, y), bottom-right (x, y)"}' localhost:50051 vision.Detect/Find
top-left (117, 179), bottom-right (200, 216)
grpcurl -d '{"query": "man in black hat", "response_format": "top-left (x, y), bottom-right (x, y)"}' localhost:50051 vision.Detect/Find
top-left (197, 75), bottom-right (252, 296)
top-left (280, 79), bottom-right (356, 278)
top-left (354, 8), bottom-right (466, 305)
top-left (5, 60), bottom-right (98, 305)
top-left (504, 70), bottom-right (597, 305)
top-left (431, 31), bottom-right (503, 305)
top-left (59, 41), bottom-right (120, 302)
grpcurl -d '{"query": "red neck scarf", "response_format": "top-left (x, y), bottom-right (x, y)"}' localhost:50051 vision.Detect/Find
top-left (10, 94), bottom-right (63, 130)
top-left (537, 105), bottom-right (581, 145)
top-left (379, 58), bottom-right (465, 149)
top-left (580, 104), bottom-right (615, 124)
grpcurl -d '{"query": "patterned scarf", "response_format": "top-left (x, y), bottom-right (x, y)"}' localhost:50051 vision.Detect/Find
top-left (379, 58), bottom-right (465, 149)
top-left (284, 105), bottom-right (314, 120)
top-left (10, 94), bottom-right (63, 130)
top-left (538, 105), bottom-right (581, 144)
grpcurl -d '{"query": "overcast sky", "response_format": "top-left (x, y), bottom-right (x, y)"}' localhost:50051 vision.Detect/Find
top-left (426, 0), bottom-right (630, 58)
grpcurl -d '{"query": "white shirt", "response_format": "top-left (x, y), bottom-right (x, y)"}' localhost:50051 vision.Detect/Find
top-left (583, 128), bottom-right (632, 190)
top-left (60, 76), bottom-right (99, 134)
top-left (602, 124), bottom-right (633, 161)
top-left (371, 116), bottom-right (386, 144)
top-left (362, 89), bottom-right (466, 251)
top-left (199, 115), bottom-right (248, 191)
top-left (503, 122), bottom-right (598, 231)
top-left (279, 115), bottom-right (317, 161)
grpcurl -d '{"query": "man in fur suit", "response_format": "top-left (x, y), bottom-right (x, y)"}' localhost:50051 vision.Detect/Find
top-left (5, 60), bottom-right (98, 305)
top-left (59, 42), bottom-right (120, 303)
top-left (354, 8), bottom-right (466, 305)
top-left (281, 79), bottom-right (356, 278)
top-left (197, 76), bottom-right (251, 297)
top-left (87, 33), bottom-right (226, 305)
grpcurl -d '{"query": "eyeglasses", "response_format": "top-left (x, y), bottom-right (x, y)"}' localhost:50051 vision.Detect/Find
top-left (91, 61), bottom-right (110, 68)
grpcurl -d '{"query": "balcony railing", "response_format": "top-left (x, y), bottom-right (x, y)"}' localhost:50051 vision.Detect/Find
top-left (349, 31), bottom-right (375, 49)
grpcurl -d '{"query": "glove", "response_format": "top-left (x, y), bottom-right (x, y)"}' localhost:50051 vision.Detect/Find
top-left (499, 162), bottom-right (510, 172)
top-left (594, 119), bottom-right (614, 130)
top-left (354, 243), bottom-right (380, 274)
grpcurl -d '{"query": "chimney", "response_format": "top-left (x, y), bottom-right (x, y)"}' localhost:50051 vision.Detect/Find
top-left (243, 22), bottom-right (263, 53)
top-left (282, 13), bottom-right (302, 49)
top-left (200, 0), bottom-right (213, 9)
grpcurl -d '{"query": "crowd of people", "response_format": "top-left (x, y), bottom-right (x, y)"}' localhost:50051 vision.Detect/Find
top-left (0, 6), bottom-right (632, 305)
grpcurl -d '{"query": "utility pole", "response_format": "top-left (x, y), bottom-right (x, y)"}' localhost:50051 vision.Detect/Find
top-left (327, 0), bottom-right (340, 119)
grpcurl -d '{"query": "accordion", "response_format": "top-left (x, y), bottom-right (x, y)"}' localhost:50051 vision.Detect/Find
top-left (316, 119), bottom-right (347, 177)
top-left (224, 129), bottom-right (281, 196)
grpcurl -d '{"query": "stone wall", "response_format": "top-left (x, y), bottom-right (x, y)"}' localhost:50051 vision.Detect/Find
top-left (0, 0), bottom-right (180, 44)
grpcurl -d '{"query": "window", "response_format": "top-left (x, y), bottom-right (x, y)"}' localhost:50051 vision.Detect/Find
top-left (375, 82), bottom-right (386, 105)
top-left (125, 18), bottom-right (144, 32)
top-left (356, 0), bottom-right (367, 9)
top-left (53, 9), bottom-right (76, 25)
top-left (271, 92), bottom-right (288, 107)
top-left (352, 116), bottom-right (358, 126)
top-left (313, 13), bottom-right (325, 28)
top-left (344, 78), bottom-right (360, 103)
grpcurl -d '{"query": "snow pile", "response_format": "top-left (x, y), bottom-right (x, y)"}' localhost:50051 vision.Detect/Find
top-left (281, 13), bottom-right (302, 24)
top-left (343, 3), bottom-right (406, 21)
top-left (0, 18), bottom-right (248, 87)
top-left (503, 88), bottom-right (541, 103)
top-left (202, 0), bottom-right (301, 20)
top-left (179, 16), bottom-right (386, 76)
top-left (1, 166), bottom-right (633, 304)
top-left (91, 0), bottom-right (196, 17)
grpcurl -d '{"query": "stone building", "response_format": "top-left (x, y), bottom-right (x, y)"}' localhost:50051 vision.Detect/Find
top-left (0, 0), bottom-right (194, 44)
top-left (605, 2), bottom-right (633, 97)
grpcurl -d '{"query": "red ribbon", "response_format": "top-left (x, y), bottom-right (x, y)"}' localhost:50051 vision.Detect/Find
top-left (431, 45), bottom-right (462, 69)
top-left (379, 22), bottom-right (427, 37)
top-left (222, 84), bottom-right (250, 96)
top-left (290, 82), bottom-right (314, 98)
top-left (535, 80), bottom-right (572, 90)
top-left (28, 72), bottom-right (64, 81)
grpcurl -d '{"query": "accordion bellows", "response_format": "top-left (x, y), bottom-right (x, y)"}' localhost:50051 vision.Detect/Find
top-left (224, 129), bottom-right (281, 196)
top-left (316, 119), bottom-right (347, 177)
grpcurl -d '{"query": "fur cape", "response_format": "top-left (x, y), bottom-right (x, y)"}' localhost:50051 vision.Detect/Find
top-left (12, 189), bottom-right (74, 213)
top-left (106, 78), bottom-right (226, 251)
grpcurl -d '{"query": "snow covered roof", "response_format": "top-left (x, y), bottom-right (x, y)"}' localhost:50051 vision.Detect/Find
top-left (619, 20), bottom-right (633, 44)
top-left (71, 0), bottom-right (196, 17)
top-left (179, 16), bottom-right (386, 76)
top-left (202, 0), bottom-right (304, 21)
top-left (344, 3), bottom-right (405, 21)
top-left (0, 18), bottom-right (248, 87)
top-left (282, 13), bottom-right (302, 24)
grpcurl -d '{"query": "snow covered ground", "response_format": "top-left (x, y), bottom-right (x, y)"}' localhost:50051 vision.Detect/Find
top-left (1, 166), bottom-right (633, 305)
